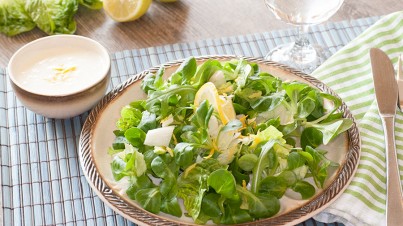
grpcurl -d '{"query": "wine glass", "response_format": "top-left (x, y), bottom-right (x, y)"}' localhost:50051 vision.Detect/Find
top-left (264, 0), bottom-right (344, 73)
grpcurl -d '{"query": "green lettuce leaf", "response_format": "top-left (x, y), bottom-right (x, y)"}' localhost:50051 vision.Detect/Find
top-left (207, 169), bottom-right (239, 200)
top-left (116, 105), bottom-right (142, 132)
top-left (236, 185), bottom-right (280, 219)
top-left (0, 0), bottom-right (36, 36)
top-left (177, 158), bottom-right (224, 221)
top-left (79, 0), bottom-right (103, 10)
top-left (146, 84), bottom-right (197, 120)
top-left (25, 0), bottom-right (78, 35)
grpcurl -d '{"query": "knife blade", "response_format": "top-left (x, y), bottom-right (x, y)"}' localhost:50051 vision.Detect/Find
top-left (370, 48), bottom-right (403, 226)
top-left (371, 48), bottom-right (398, 115)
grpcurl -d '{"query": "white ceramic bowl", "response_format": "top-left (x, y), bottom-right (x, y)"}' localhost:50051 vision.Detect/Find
top-left (8, 35), bottom-right (111, 119)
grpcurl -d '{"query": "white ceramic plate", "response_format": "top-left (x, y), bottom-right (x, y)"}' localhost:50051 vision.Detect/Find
top-left (79, 56), bottom-right (361, 225)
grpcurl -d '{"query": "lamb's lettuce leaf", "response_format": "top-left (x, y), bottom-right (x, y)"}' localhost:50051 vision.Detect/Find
top-left (177, 159), bottom-right (224, 221)
top-left (207, 169), bottom-right (239, 200)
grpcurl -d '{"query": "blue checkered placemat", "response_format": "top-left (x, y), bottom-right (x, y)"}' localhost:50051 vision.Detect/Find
top-left (0, 15), bottom-right (380, 226)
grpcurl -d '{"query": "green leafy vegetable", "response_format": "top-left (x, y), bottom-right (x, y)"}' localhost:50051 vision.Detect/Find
top-left (207, 169), bottom-right (239, 200)
top-left (251, 139), bottom-right (279, 193)
top-left (111, 155), bottom-right (127, 181)
top-left (200, 193), bottom-right (222, 219)
top-left (151, 156), bottom-right (177, 198)
top-left (192, 59), bottom-right (222, 88)
top-left (305, 118), bottom-right (353, 145)
top-left (137, 111), bottom-right (157, 133)
top-left (126, 174), bottom-right (154, 199)
top-left (25, 0), bottom-right (79, 35)
top-left (170, 57), bottom-right (198, 85)
top-left (135, 188), bottom-right (162, 214)
top-left (221, 200), bottom-right (252, 224)
top-left (0, 0), bottom-right (36, 36)
top-left (238, 154), bottom-right (258, 171)
top-left (304, 146), bottom-right (339, 188)
top-left (161, 196), bottom-right (182, 217)
top-left (110, 144), bottom-right (147, 180)
top-left (117, 105), bottom-right (142, 132)
top-left (141, 67), bottom-right (165, 93)
top-left (108, 57), bottom-right (353, 224)
top-left (124, 128), bottom-right (146, 148)
top-left (177, 159), bottom-right (224, 221)
top-left (0, 0), bottom-right (103, 36)
top-left (146, 84), bottom-right (196, 120)
top-left (300, 127), bottom-right (323, 149)
top-left (237, 185), bottom-right (280, 218)
top-left (79, 0), bottom-right (103, 10)
top-left (292, 181), bottom-right (316, 199)
top-left (173, 143), bottom-right (195, 169)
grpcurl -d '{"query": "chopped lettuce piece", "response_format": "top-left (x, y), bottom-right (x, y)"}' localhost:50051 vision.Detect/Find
top-left (250, 125), bottom-right (285, 148)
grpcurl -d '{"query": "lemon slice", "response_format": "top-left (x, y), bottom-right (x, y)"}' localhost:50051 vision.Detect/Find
top-left (221, 97), bottom-right (236, 122)
top-left (103, 0), bottom-right (152, 22)
top-left (194, 82), bottom-right (236, 124)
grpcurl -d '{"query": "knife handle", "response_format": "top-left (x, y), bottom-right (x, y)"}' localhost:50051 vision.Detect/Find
top-left (381, 116), bottom-right (403, 226)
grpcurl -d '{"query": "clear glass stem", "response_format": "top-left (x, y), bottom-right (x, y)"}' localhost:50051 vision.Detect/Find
top-left (264, 24), bottom-right (329, 74)
top-left (290, 25), bottom-right (317, 64)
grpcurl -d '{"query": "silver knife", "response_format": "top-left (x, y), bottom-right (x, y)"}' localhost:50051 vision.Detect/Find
top-left (370, 48), bottom-right (403, 225)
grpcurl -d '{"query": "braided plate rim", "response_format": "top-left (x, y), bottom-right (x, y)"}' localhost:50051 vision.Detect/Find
top-left (79, 55), bottom-right (361, 226)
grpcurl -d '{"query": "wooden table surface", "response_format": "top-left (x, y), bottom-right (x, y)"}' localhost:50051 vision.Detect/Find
top-left (0, 0), bottom-right (401, 68)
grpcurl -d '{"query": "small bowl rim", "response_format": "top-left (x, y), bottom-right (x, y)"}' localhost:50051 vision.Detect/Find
top-left (8, 34), bottom-right (111, 97)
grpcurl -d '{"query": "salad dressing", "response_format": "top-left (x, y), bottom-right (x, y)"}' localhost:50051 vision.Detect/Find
top-left (18, 47), bottom-right (104, 95)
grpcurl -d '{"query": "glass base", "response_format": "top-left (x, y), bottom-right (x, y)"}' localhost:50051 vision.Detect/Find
top-left (265, 43), bottom-right (330, 74)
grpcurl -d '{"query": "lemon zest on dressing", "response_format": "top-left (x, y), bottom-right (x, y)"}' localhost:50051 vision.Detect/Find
top-left (61, 66), bottom-right (76, 74)
top-left (48, 65), bottom-right (77, 82)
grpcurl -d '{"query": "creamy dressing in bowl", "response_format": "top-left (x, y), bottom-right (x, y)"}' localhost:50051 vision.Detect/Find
top-left (18, 48), bottom-right (105, 96)
top-left (9, 35), bottom-right (110, 96)
top-left (8, 35), bottom-right (111, 118)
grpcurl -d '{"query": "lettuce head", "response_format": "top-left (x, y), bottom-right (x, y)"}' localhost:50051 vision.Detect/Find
top-left (0, 0), bottom-right (36, 36)
top-left (24, 0), bottom-right (79, 35)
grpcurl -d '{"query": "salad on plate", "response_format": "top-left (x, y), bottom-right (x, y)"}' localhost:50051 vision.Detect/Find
top-left (107, 57), bottom-right (353, 224)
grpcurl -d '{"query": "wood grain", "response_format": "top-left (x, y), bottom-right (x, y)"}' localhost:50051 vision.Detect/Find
top-left (0, 0), bottom-right (401, 68)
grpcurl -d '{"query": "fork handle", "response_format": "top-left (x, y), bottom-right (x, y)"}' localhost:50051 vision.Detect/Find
top-left (381, 116), bottom-right (403, 226)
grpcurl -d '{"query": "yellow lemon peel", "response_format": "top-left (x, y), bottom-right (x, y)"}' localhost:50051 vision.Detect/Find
top-left (194, 82), bottom-right (236, 125)
top-left (103, 0), bottom-right (152, 22)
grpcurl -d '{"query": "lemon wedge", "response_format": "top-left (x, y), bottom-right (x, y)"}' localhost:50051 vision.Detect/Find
top-left (194, 82), bottom-right (236, 124)
top-left (103, 0), bottom-right (152, 22)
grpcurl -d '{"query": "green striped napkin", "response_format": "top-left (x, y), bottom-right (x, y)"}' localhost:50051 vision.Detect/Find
top-left (312, 11), bottom-right (403, 226)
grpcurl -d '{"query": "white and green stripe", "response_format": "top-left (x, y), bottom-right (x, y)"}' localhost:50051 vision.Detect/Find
top-left (313, 11), bottom-right (403, 226)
